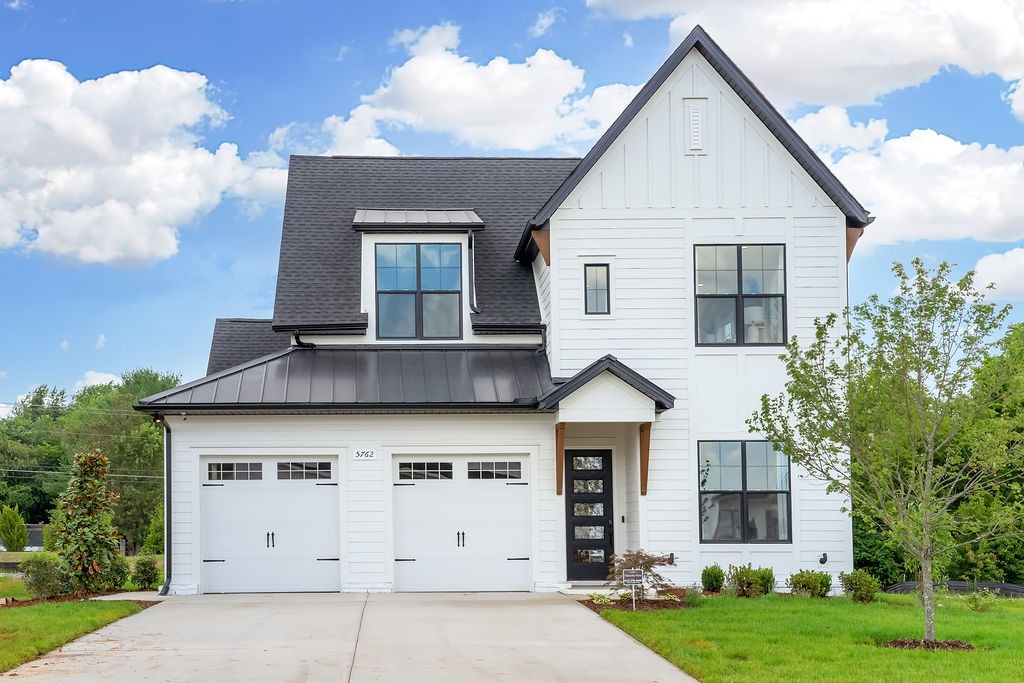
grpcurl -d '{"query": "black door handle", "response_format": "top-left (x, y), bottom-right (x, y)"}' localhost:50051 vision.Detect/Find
top-left (266, 532), bottom-right (270, 548)
top-left (271, 532), bottom-right (275, 548)
top-left (456, 531), bottom-right (460, 547)
top-left (461, 531), bottom-right (465, 547)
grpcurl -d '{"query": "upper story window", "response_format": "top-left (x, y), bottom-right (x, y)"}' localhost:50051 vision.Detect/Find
top-left (584, 264), bottom-right (610, 315)
top-left (376, 243), bottom-right (462, 339)
top-left (698, 441), bottom-right (791, 543)
top-left (695, 244), bottom-right (785, 345)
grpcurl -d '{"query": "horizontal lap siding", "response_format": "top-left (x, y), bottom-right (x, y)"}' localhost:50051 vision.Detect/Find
top-left (542, 49), bottom-right (852, 584)
top-left (167, 413), bottom-right (558, 592)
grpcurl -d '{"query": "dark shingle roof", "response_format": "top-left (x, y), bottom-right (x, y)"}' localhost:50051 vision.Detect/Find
top-left (516, 24), bottom-right (872, 259)
top-left (273, 156), bottom-right (580, 333)
top-left (139, 346), bottom-right (554, 413)
top-left (206, 319), bottom-right (292, 375)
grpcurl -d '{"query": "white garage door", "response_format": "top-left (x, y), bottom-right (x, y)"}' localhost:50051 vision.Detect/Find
top-left (393, 456), bottom-right (531, 592)
top-left (200, 458), bottom-right (340, 593)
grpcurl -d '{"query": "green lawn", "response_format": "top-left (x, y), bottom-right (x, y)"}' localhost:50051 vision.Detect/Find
top-left (0, 600), bottom-right (141, 672)
top-left (0, 551), bottom-right (32, 563)
top-left (602, 592), bottom-right (1024, 683)
top-left (0, 575), bottom-right (31, 599)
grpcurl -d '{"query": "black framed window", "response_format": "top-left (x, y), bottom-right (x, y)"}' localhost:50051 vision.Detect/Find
top-left (208, 462), bottom-right (262, 481)
top-left (695, 245), bottom-right (785, 345)
top-left (584, 264), bottom-right (610, 315)
top-left (376, 243), bottom-right (462, 339)
top-left (698, 441), bottom-right (790, 543)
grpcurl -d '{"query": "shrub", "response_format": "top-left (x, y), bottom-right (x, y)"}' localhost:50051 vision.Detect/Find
top-left (787, 569), bottom-right (832, 597)
top-left (0, 504), bottom-right (29, 552)
top-left (18, 551), bottom-right (71, 599)
top-left (607, 549), bottom-right (676, 594)
top-left (684, 587), bottom-right (704, 608)
top-left (726, 563), bottom-right (762, 598)
top-left (103, 552), bottom-right (130, 591)
top-left (964, 587), bottom-right (999, 613)
top-left (701, 564), bottom-right (725, 593)
top-left (839, 569), bottom-right (881, 603)
top-left (588, 592), bottom-right (613, 606)
top-left (42, 508), bottom-right (64, 551)
top-left (131, 555), bottom-right (161, 590)
top-left (755, 567), bottom-right (775, 595)
top-left (54, 450), bottom-right (122, 595)
top-left (141, 504), bottom-right (164, 555)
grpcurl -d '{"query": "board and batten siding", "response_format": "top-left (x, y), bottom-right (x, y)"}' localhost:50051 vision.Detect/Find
top-left (164, 413), bottom-right (560, 594)
top-left (537, 48), bottom-right (852, 583)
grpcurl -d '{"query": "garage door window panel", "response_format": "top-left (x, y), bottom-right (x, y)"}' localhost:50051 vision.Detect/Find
top-left (277, 462), bottom-right (332, 480)
top-left (468, 461), bottom-right (522, 480)
top-left (208, 462), bottom-right (262, 481)
top-left (399, 461), bottom-right (454, 480)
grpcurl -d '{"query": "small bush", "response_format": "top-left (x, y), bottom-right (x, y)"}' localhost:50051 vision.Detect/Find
top-left (787, 569), bottom-right (832, 597)
top-left (0, 505), bottom-right (29, 553)
top-left (661, 591), bottom-right (681, 602)
top-left (19, 551), bottom-right (71, 599)
top-left (755, 567), bottom-right (775, 595)
top-left (607, 549), bottom-right (676, 594)
top-left (727, 563), bottom-right (762, 598)
top-left (131, 555), bottom-right (161, 589)
top-left (42, 508), bottom-right (64, 551)
top-left (684, 587), bottom-right (704, 608)
top-left (839, 569), bottom-right (881, 603)
top-left (964, 587), bottom-right (999, 613)
top-left (701, 563), bottom-right (725, 593)
top-left (141, 505), bottom-right (164, 555)
top-left (104, 553), bottom-right (130, 591)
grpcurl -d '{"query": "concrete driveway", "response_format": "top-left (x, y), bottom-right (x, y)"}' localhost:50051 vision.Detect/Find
top-left (4, 592), bottom-right (695, 682)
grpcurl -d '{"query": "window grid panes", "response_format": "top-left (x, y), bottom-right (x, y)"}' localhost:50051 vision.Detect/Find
top-left (468, 461), bottom-right (522, 480)
top-left (698, 441), bottom-right (791, 544)
top-left (584, 264), bottom-right (610, 315)
top-left (276, 462), bottom-right (331, 480)
top-left (208, 462), bottom-right (262, 481)
top-left (398, 461), bottom-right (454, 480)
top-left (376, 243), bottom-right (462, 340)
top-left (695, 244), bottom-right (785, 345)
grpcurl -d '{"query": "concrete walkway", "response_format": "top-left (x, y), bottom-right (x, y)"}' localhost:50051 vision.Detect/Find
top-left (4, 592), bottom-right (695, 682)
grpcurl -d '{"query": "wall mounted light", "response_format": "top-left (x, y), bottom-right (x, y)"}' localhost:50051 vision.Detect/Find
top-left (819, 552), bottom-right (828, 565)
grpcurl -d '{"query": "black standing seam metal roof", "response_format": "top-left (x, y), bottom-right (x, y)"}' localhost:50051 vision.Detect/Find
top-left (514, 24), bottom-right (873, 261)
top-left (137, 346), bottom-right (556, 412)
top-left (206, 318), bottom-right (292, 375)
top-left (537, 355), bottom-right (674, 413)
top-left (272, 156), bottom-right (580, 334)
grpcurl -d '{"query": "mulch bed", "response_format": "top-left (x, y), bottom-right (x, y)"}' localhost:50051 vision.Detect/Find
top-left (1, 593), bottom-right (159, 610)
top-left (879, 638), bottom-right (975, 651)
top-left (579, 588), bottom-right (690, 613)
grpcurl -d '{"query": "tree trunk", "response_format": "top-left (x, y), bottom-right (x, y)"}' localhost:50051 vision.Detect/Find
top-left (921, 555), bottom-right (936, 642)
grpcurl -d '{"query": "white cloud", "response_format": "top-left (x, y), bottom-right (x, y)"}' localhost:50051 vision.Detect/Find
top-left (72, 370), bottom-right (122, 393)
top-left (1005, 80), bottom-right (1024, 120)
top-left (975, 248), bottom-right (1024, 299)
top-left (0, 60), bottom-right (287, 267)
top-left (0, 403), bottom-right (12, 419)
top-left (623, 32), bottom-right (634, 48)
top-left (335, 46), bottom-right (350, 62)
top-left (829, 128), bottom-right (1024, 247)
top-left (529, 8), bottom-right (562, 37)
top-left (4, 1), bottom-right (26, 10)
top-left (59, 339), bottom-right (69, 352)
top-left (589, 1), bottom-right (1024, 116)
top-left (0, 370), bottom-right (7, 378)
top-left (790, 106), bottom-right (888, 161)
top-left (94, 333), bottom-right (107, 349)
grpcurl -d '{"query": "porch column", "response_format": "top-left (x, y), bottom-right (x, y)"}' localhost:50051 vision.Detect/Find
top-left (639, 422), bottom-right (651, 496)
top-left (555, 422), bottom-right (565, 495)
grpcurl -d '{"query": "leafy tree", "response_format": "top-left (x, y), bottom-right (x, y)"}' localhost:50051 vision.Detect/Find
top-left (54, 449), bottom-right (120, 595)
top-left (0, 504), bottom-right (29, 552)
top-left (0, 386), bottom-right (70, 522)
top-left (749, 260), bottom-right (1024, 642)
top-left (852, 515), bottom-right (911, 587)
top-left (141, 503), bottom-right (164, 555)
top-left (59, 368), bottom-right (178, 551)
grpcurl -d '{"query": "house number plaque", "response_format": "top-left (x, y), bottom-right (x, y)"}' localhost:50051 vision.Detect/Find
top-left (353, 448), bottom-right (377, 460)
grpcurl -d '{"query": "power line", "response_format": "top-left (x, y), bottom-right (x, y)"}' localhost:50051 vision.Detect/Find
top-left (0, 469), bottom-right (162, 481)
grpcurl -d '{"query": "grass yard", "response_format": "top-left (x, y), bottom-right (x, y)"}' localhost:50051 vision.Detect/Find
top-left (0, 575), bottom-right (31, 599)
top-left (0, 551), bottom-right (32, 563)
top-left (602, 592), bottom-right (1024, 683)
top-left (0, 600), bottom-right (141, 672)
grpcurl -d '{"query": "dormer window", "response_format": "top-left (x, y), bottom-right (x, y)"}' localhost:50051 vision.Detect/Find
top-left (376, 243), bottom-right (462, 339)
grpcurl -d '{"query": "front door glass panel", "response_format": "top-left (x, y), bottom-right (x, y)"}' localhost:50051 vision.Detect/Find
top-left (565, 449), bottom-right (614, 580)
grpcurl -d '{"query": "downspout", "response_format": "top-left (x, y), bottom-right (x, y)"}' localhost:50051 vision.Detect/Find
top-left (157, 414), bottom-right (172, 596)
top-left (293, 333), bottom-right (316, 349)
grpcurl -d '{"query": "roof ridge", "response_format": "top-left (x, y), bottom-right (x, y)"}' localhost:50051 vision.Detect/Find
top-left (290, 155), bottom-right (582, 161)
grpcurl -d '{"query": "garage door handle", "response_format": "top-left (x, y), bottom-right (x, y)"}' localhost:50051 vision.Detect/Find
top-left (507, 557), bottom-right (530, 561)
top-left (266, 532), bottom-right (270, 548)
top-left (271, 532), bottom-right (275, 548)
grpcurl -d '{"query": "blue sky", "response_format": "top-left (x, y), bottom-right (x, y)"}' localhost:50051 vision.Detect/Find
top-left (1, 0), bottom-right (1023, 412)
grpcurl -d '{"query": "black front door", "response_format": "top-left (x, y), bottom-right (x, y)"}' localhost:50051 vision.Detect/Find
top-left (565, 449), bottom-right (614, 580)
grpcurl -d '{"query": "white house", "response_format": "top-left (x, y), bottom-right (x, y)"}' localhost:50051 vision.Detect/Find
top-left (138, 26), bottom-right (871, 595)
